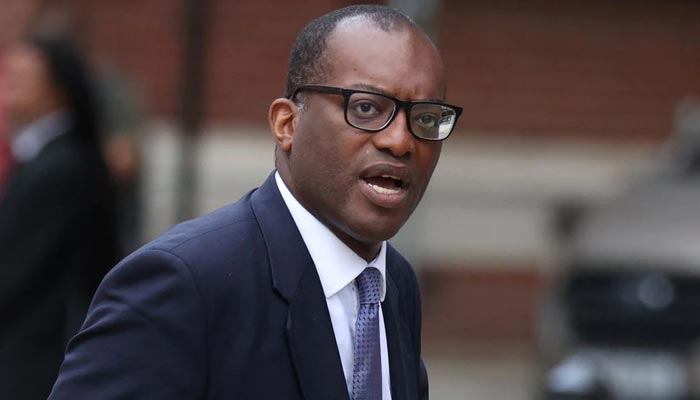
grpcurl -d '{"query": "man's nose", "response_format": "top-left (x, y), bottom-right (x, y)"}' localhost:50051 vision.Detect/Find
top-left (371, 109), bottom-right (415, 158)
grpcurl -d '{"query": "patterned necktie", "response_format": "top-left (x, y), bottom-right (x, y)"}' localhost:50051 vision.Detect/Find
top-left (352, 267), bottom-right (383, 400)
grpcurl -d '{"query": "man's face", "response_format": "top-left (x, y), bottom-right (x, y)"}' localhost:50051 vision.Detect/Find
top-left (284, 20), bottom-right (445, 260)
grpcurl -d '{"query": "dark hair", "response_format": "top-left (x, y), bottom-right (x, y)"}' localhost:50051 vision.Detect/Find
top-left (284, 5), bottom-right (418, 99)
top-left (26, 33), bottom-right (101, 146)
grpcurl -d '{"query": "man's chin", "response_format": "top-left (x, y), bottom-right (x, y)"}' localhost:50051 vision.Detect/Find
top-left (350, 219), bottom-right (405, 244)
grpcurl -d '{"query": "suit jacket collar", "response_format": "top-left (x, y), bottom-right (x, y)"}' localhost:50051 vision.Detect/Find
top-left (249, 172), bottom-right (310, 302)
top-left (383, 248), bottom-right (413, 400)
top-left (250, 172), bottom-right (349, 400)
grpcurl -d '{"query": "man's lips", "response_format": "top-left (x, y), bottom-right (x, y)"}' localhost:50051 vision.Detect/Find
top-left (358, 163), bottom-right (411, 208)
top-left (364, 175), bottom-right (403, 194)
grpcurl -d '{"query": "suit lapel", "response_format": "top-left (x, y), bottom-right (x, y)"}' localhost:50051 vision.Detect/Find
top-left (383, 268), bottom-right (411, 400)
top-left (285, 265), bottom-right (350, 400)
top-left (250, 172), bottom-right (350, 400)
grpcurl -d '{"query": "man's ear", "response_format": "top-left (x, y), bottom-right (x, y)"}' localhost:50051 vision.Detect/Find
top-left (268, 98), bottom-right (298, 152)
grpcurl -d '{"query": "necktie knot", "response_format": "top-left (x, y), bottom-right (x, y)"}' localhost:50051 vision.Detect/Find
top-left (357, 267), bottom-right (382, 305)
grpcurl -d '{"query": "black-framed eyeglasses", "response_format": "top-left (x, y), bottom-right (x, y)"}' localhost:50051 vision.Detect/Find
top-left (288, 85), bottom-right (462, 141)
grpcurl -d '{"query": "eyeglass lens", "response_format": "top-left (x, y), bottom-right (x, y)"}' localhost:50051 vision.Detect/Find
top-left (346, 92), bottom-right (456, 140)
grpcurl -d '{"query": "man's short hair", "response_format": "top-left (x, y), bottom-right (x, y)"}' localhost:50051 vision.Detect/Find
top-left (284, 5), bottom-right (418, 101)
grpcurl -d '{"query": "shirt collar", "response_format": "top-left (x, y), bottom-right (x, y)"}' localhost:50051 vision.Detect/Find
top-left (11, 110), bottom-right (71, 163)
top-left (275, 171), bottom-right (387, 301)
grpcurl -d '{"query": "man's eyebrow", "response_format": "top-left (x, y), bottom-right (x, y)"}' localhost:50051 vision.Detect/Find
top-left (348, 82), bottom-right (387, 94)
top-left (348, 82), bottom-right (444, 102)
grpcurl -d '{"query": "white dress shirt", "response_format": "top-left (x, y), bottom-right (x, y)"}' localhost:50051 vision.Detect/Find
top-left (11, 110), bottom-right (71, 163)
top-left (275, 172), bottom-right (392, 400)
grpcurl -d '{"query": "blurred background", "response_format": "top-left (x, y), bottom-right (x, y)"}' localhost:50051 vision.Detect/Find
top-left (2, 0), bottom-right (700, 399)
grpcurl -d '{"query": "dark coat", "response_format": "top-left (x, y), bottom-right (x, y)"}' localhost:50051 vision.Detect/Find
top-left (49, 172), bottom-right (428, 400)
top-left (0, 132), bottom-right (117, 400)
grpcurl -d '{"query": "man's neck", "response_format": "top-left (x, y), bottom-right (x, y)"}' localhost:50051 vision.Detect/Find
top-left (275, 168), bottom-right (382, 262)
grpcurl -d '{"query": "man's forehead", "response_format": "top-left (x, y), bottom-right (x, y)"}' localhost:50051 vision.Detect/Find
top-left (324, 19), bottom-right (445, 100)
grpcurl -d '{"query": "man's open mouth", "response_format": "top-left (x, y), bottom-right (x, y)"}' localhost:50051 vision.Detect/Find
top-left (362, 175), bottom-right (403, 194)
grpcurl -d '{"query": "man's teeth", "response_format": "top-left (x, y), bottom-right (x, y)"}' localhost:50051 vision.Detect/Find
top-left (367, 182), bottom-right (401, 194)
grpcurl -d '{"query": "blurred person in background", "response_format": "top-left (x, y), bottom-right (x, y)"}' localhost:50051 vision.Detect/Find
top-left (34, 3), bottom-right (146, 253)
top-left (0, 0), bottom-right (40, 195)
top-left (0, 33), bottom-right (118, 400)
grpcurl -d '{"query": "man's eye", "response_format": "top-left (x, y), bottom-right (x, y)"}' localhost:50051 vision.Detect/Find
top-left (359, 103), bottom-right (374, 113)
top-left (415, 114), bottom-right (438, 127)
top-left (351, 101), bottom-right (380, 116)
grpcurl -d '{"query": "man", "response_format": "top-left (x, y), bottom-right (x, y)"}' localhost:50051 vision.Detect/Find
top-left (49, 5), bottom-right (461, 400)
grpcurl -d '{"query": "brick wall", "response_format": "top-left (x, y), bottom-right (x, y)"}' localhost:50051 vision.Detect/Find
top-left (60, 0), bottom-right (368, 121)
top-left (440, 0), bottom-right (700, 142)
top-left (420, 266), bottom-right (545, 347)
top-left (77, 0), bottom-right (183, 117)
top-left (202, 0), bottom-right (361, 123)
top-left (21, 0), bottom-right (700, 143)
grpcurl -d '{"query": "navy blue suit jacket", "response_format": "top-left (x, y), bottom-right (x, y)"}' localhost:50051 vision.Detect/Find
top-left (49, 172), bottom-right (428, 399)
